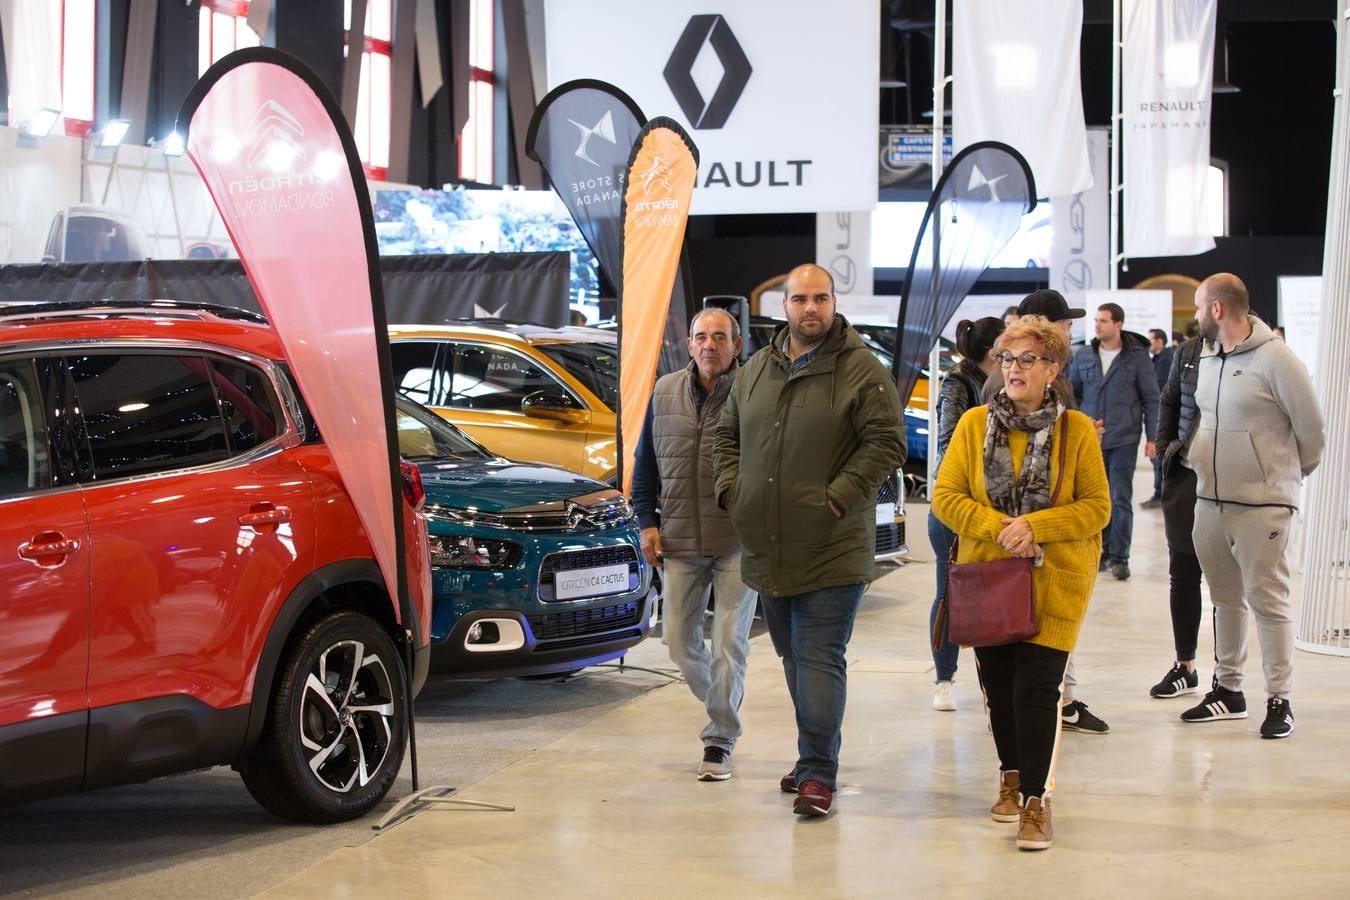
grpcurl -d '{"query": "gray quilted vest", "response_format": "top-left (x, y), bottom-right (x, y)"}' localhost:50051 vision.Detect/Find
top-left (651, 360), bottom-right (740, 558)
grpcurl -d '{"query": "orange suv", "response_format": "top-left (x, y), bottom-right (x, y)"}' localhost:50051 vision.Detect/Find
top-left (389, 322), bottom-right (619, 482)
top-left (0, 301), bottom-right (432, 822)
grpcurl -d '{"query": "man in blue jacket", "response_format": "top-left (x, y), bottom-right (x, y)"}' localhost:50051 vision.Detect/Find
top-left (1069, 303), bottom-right (1160, 581)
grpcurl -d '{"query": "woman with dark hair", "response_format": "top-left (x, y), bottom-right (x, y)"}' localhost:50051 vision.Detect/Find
top-left (928, 316), bottom-right (1005, 711)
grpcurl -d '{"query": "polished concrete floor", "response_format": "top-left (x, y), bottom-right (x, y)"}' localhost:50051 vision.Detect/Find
top-left (261, 477), bottom-right (1350, 899)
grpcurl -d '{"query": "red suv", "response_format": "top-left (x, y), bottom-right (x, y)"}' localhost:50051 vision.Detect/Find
top-left (0, 301), bottom-right (432, 822)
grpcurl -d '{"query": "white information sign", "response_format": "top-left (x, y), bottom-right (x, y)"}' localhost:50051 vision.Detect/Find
top-left (545, 0), bottom-right (878, 214)
top-left (1074, 289), bottom-right (1173, 345)
top-left (1278, 276), bottom-right (1322, 384)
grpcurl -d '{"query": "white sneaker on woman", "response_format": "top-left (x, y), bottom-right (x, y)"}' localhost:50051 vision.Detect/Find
top-left (933, 680), bottom-right (956, 711)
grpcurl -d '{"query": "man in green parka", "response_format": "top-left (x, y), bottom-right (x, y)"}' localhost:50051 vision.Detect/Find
top-left (714, 263), bottom-right (905, 818)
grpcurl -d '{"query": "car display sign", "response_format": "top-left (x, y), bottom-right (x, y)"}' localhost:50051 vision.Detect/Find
top-left (554, 563), bottom-right (633, 601)
top-left (876, 502), bottom-right (897, 527)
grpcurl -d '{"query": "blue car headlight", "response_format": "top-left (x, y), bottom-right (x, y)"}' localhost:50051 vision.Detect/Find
top-left (429, 535), bottom-right (523, 569)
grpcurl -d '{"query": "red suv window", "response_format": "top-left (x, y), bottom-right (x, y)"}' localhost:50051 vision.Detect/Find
top-left (0, 362), bottom-right (52, 498)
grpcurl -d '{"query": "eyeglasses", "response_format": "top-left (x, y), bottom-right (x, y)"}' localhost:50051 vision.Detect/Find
top-left (996, 352), bottom-right (1055, 370)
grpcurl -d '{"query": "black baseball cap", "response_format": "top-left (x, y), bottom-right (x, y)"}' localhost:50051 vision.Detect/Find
top-left (1017, 289), bottom-right (1085, 322)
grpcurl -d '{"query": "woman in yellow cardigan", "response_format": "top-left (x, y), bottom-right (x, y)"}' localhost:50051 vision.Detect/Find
top-left (932, 316), bottom-right (1110, 852)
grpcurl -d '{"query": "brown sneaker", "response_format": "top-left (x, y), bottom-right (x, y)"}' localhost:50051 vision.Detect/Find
top-left (990, 770), bottom-right (1021, 823)
top-left (1017, 796), bottom-right (1054, 851)
top-left (779, 772), bottom-right (798, 793)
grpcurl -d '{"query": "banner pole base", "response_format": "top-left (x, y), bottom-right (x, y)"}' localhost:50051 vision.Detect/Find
top-left (372, 786), bottom-right (515, 832)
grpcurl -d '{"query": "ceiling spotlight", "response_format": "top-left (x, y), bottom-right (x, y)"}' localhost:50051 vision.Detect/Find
top-left (23, 107), bottom-right (62, 138)
top-left (98, 119), bottom-right (132, 148)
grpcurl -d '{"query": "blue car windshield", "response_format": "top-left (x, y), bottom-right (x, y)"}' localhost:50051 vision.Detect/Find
top-left (395, 397), bottom-right (489, 460)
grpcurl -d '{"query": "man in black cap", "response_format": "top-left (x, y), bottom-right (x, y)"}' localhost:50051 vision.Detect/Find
top-left (983, 289), bottom-right (1084, 406)
top-left (982, 289), bottom-right (1111, 736)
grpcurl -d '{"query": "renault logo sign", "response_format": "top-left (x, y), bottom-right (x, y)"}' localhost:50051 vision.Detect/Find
top-left (662, 15), bottom-right (752, 130)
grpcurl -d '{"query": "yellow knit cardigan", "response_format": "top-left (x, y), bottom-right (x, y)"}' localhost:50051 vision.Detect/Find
top-left (931, 406), bottom-right (1111, 652)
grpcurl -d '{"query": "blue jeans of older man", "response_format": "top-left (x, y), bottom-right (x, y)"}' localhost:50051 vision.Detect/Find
top-left (661, 549), bottom-right (758, 751)
top-left (761, 583), bottom-right (865, 791)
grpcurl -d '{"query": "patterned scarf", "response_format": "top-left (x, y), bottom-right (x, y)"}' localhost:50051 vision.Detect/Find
top-left (983, 389), bottom-right (1065, 517)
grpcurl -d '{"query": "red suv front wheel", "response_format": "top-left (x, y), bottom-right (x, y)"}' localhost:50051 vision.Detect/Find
top-left (241, 611), bottom-right (407, 822)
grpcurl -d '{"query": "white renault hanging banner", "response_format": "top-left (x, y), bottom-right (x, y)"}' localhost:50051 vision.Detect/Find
top-left (952, 0), bottom-right (1092, 198)
top-left (545, 0), bottom-right (877, 215)
top-left (1122, 0), bottom-right (1217, 258)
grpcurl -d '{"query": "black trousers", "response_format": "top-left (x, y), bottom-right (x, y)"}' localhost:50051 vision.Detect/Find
top-left (1169, 549), bottom-right (1204, 660)
top-left (973, 642), bottom-right (1069, 800)
top-left (1162, 463), bottom-right (1205, 661)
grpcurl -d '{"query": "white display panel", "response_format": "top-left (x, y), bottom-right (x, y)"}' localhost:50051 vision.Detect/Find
top-left (546, 0), bottom-right (877, 215)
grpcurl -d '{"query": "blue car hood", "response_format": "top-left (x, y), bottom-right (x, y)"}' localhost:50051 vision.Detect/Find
top-left (414, 457), bottom-right (609, 514)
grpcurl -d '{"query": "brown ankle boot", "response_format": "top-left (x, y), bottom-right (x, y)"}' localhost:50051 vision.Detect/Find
top-left (990, 770), bottom-right (1020, 823)
top-left (1017, 795), bottom-right (1054, 850)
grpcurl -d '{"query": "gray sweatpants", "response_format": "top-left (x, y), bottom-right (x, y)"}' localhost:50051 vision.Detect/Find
top-left (1192, 500), bottom-right (1296, 698)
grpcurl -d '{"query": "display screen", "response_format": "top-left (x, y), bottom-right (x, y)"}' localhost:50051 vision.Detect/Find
top-left (371, 188), bottom-right (600, 304)
top-left (871, 200), bottom-right (1053, 270)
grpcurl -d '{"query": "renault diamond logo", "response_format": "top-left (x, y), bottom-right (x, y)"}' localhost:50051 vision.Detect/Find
top-left (663, 14), bottom-right (752, 130)
top-left (568, 109), bottom-right (617, 166)
top-left (244, 99), bottom-right (306, 170)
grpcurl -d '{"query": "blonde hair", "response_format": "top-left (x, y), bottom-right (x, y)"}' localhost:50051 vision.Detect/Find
top-left (998, 315), bottom-right (1070, 366)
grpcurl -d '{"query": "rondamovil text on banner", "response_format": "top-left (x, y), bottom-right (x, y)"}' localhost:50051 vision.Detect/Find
top-left (178, 49), bottom-right (426, 615)
top-left (546, 0), bottom-right (877, 215)
top-left (618, 119), bottom-right (698, 495)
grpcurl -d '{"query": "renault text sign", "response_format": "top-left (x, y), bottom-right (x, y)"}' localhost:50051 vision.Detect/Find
top-left (546, 0), bottom-right (877, 215)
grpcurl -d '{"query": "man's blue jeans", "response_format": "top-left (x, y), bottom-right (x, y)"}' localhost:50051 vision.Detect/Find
top-left (661, 549), bottom-right (758, 752)
top-left (1102, 441), bottom-right (1139, 563)
top-left (760, 583), bottom-right (865, 791)
top-left (927, 511), bottom-right (959, 683)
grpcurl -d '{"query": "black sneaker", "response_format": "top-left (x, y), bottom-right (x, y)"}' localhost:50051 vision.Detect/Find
top-left (1061, 700), bottom-right (1109, 734)
top-left (1260, 697), bottom-right (1295, 739)
top-left (1110, 560), bottom-right (1131, 581)
top-left (1150, 663), bottom-right (1200, 698)
top-left (1098, 556), bottom-right (1112, 572)
top-left (1141, 496), bottom-right (1162, 510)
top-left (1180, 684), bottom-right (1248, 722)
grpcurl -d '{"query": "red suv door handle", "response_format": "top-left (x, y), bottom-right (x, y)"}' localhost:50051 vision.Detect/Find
top-left (238, 503), bottom-right (292, 532)
top-left (18, 531), bottom-right (81, 569)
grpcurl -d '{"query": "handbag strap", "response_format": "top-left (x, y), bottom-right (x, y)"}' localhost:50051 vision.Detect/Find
top-left (1048, 414), bottom-right (1069, 504)
top-left (947, 414), bottom-right (1070, 566)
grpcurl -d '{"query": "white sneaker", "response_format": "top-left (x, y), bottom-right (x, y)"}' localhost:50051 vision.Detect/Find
top-left (933, 680), bottom-right (956, 711)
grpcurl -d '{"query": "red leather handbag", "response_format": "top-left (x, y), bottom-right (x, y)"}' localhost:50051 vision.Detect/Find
top-left (932, 417), bottom-right (1068, 650)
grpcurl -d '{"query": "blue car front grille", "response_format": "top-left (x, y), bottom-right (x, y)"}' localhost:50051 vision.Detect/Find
top-left (537, 544), bottom-right (640, 602)
top-left (528, 600), bottom-right (642, 645)
top-left (877, 471), bottom-right (901, 504)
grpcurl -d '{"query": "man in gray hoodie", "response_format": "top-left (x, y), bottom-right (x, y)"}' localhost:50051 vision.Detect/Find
top-left (1180, 274), bottom-right (1325, 739)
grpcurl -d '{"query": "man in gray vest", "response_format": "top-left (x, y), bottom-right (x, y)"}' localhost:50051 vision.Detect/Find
top-left (631, 307), bottom-right (757, 781)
